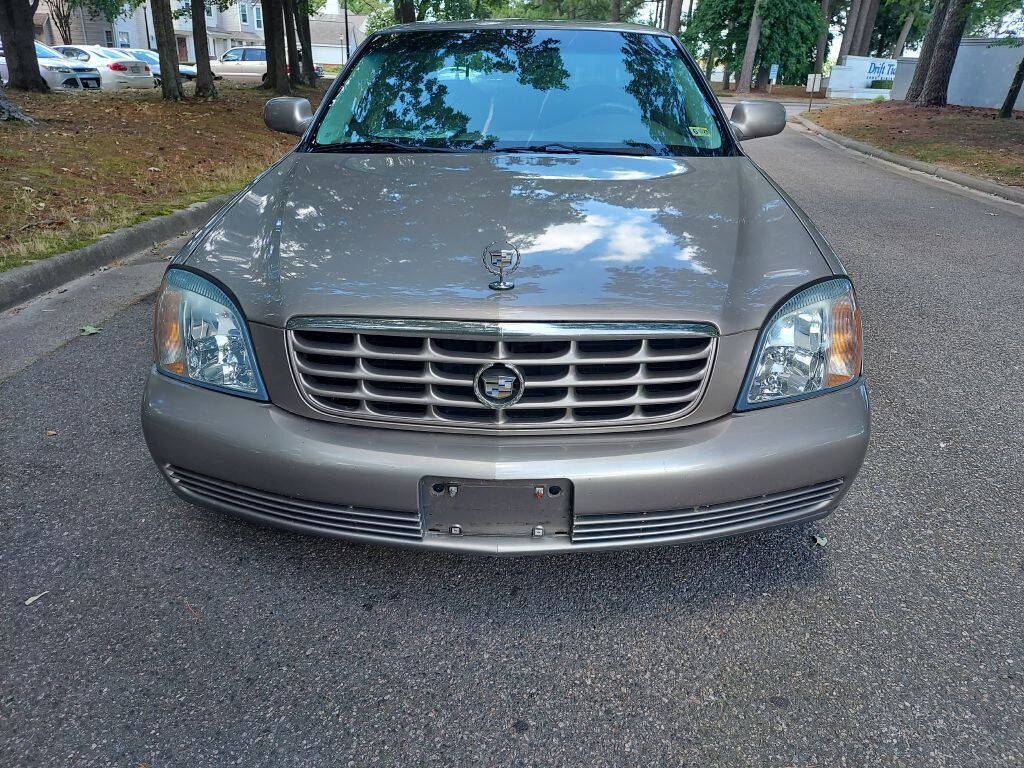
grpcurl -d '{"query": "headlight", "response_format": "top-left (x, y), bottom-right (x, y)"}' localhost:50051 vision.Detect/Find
top-left (154, 269), bottom-right (267, 399)
top-left (43, 65), bottom-right (73, 73)
top-left (738, 278), bottom-right (861, 410)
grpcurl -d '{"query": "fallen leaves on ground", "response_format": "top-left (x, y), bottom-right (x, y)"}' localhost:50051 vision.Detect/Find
top-left (810, 102), bottom-right (1024, 188)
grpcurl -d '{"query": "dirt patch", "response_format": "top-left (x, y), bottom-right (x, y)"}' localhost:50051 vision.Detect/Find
top-left (809, 101), bottom-right (1024, 188)
top-left (0, 83), bottom-right (326, 272)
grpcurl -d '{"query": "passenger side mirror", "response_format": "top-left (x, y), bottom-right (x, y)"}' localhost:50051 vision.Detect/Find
top-left (729, 100), bottom-right (787, 140)
top-left (264, 96), bottom-right (313, 136)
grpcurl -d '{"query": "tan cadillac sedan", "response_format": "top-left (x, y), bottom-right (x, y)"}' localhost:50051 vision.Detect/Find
top-left (142, 21), bottom-right (869, 554)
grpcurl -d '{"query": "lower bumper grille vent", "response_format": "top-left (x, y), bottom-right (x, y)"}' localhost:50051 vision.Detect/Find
top-left (571, 479), bottom-right (844, 544)
top-left (166, 466), bottom-right (423, 541)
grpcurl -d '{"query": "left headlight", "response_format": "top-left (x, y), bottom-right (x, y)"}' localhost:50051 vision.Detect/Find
top-left (43, 65), bottom-right (73, 73)
top-left (738, 277), bottom-right (861, 410)
top-left (154, 269), bottom-right (267, 399)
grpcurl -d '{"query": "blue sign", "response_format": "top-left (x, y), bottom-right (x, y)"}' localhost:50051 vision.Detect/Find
top-left (769, 63), bottom-right (779, 82)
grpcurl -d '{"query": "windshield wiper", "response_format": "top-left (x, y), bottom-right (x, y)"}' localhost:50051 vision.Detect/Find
top-left (310, 140), bottom-right (465, 154)
top-left (492, 142), bottom-right (668, 157)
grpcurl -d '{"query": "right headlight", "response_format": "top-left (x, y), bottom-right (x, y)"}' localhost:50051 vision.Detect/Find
top-left (153, 268), bottom-right (267, 400)
top-left (737, 278), bottom-right (862, 410)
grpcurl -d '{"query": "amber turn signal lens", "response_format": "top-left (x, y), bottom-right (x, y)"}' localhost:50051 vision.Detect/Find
top-left (155, 284), bottom-right (184, 375)
top-left (826, 297), bottom-right (861, 387)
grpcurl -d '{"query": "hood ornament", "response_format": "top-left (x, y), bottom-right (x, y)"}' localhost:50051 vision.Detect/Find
top-left (482, 241), bottom-right (521, 291)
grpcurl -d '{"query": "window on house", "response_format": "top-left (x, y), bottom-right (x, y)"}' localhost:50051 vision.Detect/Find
top-left (118, 31), bottom-right (130, 47)
top-left (240, 3), bottom-right (248, 23)
top-left (104, 30), bottom-right (114, 46)
top-left (254, 4), bottom-right (262, 28)
top-left (205, 2), bottom-right (214, 17)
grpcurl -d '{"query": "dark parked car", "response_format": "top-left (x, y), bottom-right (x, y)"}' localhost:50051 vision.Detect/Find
top-left (143, 21), bottom-right (869, 555)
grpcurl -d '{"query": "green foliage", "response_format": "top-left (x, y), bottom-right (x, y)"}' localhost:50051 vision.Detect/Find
top-left (869, 78), bottom-right (894, 86)
top-left (65, 0), bottom-right (144, 22)
top-left (685, 0), bottom-right (822, 85)
top-left (365, 4), bottom-right (397, 32)
top-left (681, 0), bottom-right (751, 73)
top-left (756, 0), bottom-right (824, 84)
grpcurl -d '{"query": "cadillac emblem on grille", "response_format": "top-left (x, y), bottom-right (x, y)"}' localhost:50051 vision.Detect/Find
top-left (474, 363), bottom-right (525, 408)
top-left (482, 241), bottom-right (521, 291)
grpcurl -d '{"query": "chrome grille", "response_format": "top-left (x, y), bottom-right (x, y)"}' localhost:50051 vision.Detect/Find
top-left (571, 479), bottom-right (844, 543)
top-left (286, 319), bottom-right (717, 432)
top-left (166, 466), bottom-right (423, 541)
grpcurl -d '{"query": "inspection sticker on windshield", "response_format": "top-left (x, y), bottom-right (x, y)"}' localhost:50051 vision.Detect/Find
top-left (689, 126), bottom-right (711, 138)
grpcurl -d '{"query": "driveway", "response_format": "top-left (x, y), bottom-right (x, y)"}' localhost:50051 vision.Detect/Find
top-left (2, 125), bottom-right (1022, 767)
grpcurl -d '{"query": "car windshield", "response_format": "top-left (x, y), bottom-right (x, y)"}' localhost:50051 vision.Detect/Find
top-left (132, 50), bottom-right (159, 64)
top-left (312, 28), bottom-right (726, 157)
top-left (35, 42), bottom-right (62, 59)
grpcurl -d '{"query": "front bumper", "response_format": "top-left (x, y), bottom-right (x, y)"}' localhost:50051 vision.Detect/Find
top-left (142, 371), bottom-right (869, 554)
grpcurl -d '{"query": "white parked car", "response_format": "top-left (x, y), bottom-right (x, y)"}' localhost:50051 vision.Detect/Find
top-left (209, 46), bottom-right (268, 83)
top-left (0, 41), bottom-right (100, 91)
top-left (53, 45), bottom-right (152, 90)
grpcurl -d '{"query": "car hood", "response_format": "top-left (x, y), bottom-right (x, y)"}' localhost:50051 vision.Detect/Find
top-left (184, 151), bottom-right (832, 333)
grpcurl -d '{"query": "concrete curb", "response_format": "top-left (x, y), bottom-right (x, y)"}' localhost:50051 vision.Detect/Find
top-left (0, 193), bottom-right (232, 313)
top-left (794, 115), bottom-right (1024, 206)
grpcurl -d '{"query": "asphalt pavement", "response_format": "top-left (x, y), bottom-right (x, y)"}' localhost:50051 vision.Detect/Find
top-left (3, 125), bottom-right (1023, 767)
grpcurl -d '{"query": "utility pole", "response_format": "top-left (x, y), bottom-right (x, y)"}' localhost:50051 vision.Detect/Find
top-left (343, 0), bottom-right (350, 61)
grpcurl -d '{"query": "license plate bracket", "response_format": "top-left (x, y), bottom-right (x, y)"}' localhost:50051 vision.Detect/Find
top-left (420, 477), bottom-right (573, 538)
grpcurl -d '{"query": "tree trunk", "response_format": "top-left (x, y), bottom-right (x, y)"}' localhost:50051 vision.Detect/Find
top-left (837, 0), bottom-right (862, 63)
top-left (735, 0), bottom-right (762, 94)
top-left (283, 0), bottom-right (301, 86)
top-left (754, 65), bottom-right (770, 90)
top-left (892, 11), bottom-right (914, 57)
top-left (704, 45), bottom-right (715, 79)
top-left (850, 0), bottom-right (875, 57)
top-left (399, 0), bottom-right (414, 22)
top-left (611, 0), bottom-right (620, 22)
top-left (904, 0), bottom-right (948, 101)
top-left (295, 0), bottom-right (317, 86)
top-left (262, 0), bottom-right (291, 94)
top-left (0, 0), bottom-right (48, 91)
top-left (723, 67), bottom-right (730, 91)
top-left (665, 0), bottom-right (684, 35)
top-left (190, 0), bottom-right (217, 98)
top-left (150, 0), bottom-right (184, 100)
top-left (999, 54), bottom-right (1024, 118)
top-left (685, 0), bottom-right (694, 25)
top-left (814, 0), bottom-right (831, 74)
top-left (856, 0), bottom-right (881, 56)
top-left (916, 0), bottom-right (969, 107)
top-left (0, 80), bottom-right (32, 121)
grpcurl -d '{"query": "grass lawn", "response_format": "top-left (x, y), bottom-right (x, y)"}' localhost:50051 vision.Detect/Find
top-left (0, 82), bottom-right (326, 273)
top-left (808, 101), bottom-right (1024, 188)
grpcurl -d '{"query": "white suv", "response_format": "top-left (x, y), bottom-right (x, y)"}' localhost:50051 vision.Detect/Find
top-left (209, 46), bottom-right (268, 82)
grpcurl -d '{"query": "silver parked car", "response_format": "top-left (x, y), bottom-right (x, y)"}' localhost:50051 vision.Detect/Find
top-left (0, 41), bottom-right (100, 90)
top-left (53, 45), bottom-right (152, 90)
top-left (143, 21), bottom-right (869, 554)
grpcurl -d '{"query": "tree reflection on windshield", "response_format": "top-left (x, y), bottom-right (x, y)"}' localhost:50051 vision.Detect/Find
top-left (314, 28), bottom-right (724, 157)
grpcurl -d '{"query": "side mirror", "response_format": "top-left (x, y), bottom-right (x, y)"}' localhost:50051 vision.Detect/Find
top-left (729, 100), bottom-right (787, 140)
top-left (77, 53), bottom-right (89, 61)
top-left (263, 96), bottom-right (313, 136)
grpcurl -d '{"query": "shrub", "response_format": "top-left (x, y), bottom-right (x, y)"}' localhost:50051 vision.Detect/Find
top-left (870, 79), bottom-right (894, 89)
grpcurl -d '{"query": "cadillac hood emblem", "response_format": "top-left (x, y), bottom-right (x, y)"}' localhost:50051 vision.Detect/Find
top-left (474, 363), bottom-right (525, 409)
top-left (482, 241), bottom-right (521, 291)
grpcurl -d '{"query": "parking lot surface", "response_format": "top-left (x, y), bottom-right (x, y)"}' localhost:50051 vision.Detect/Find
top-left (3, 125), bottom-right (1023, 766)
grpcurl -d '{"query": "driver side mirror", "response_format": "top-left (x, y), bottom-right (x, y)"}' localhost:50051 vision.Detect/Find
top-left (264, 96), bottom-right (313, 136)
top-left (729, 100), bottom-right (787, 140)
